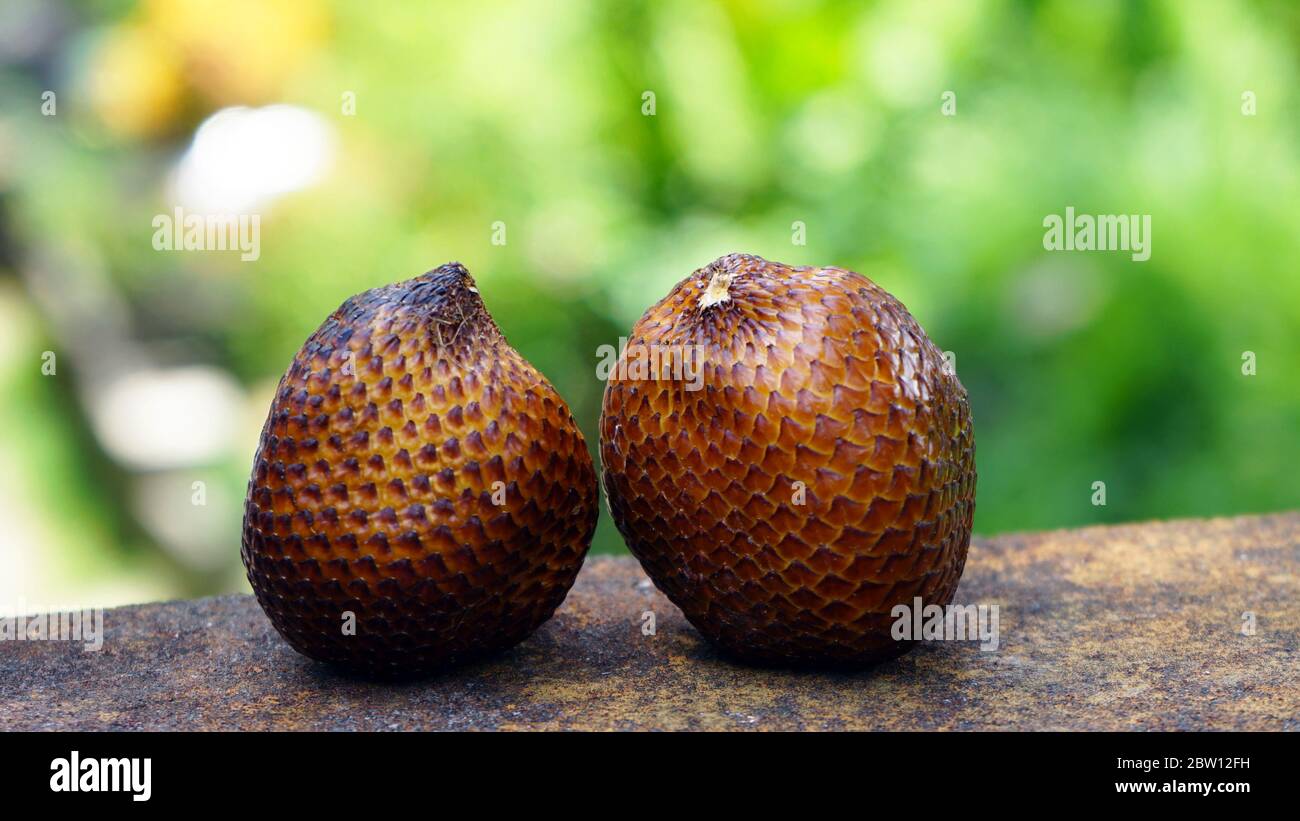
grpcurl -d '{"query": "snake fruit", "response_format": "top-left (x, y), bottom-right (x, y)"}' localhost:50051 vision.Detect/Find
top-left (599, 253), bottom-right (976, 668)
top-left (242, 263), bottom-right (598, 677)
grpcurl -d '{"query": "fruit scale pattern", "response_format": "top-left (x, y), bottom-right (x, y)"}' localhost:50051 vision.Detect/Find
top-left (600, 253), bottom-right (976, 667)
top-left (242, 263), bottom-right (598, 677)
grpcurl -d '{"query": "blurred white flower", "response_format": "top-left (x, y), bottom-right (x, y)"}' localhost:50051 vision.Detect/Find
top-left (90, 366), bottom-right (245, 470)
top-left (131, 471), bottom-right (237, 572)
top-left (171, 104), bottom-right (336, 214)
top-left (1007, 261), bottom-right (1107, 341)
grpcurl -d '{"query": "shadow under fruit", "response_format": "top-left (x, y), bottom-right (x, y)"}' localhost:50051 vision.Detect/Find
top-left (599, 253), bottom-right (977, 668)
top-left (241, 263), bottom-right (598, 678)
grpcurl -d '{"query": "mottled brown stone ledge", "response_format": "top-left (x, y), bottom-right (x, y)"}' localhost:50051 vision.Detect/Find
top-left (2, 512), bottom-right (1298, 731)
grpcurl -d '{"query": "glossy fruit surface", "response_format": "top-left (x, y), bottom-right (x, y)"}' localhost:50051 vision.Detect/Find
top-left (599, 253), bottom-right (976, 668)
top-left (242, 263), bottom-right (597, 677)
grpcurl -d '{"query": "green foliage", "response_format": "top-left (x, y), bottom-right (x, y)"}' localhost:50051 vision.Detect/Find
top-left (1, 0), bottom-right (1297, 601)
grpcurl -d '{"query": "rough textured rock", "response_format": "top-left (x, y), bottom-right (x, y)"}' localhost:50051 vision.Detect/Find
top-left (2, 512), bottom-right (1297, 731)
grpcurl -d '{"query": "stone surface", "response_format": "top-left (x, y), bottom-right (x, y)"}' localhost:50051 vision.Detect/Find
top-left (2, 512), bottom-right (1298, 731)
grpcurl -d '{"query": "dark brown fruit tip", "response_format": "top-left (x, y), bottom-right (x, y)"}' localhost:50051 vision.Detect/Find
top-left (242, 263), bottom-right (598, 678)
top-left (599, 253), bottom-right (976, 669)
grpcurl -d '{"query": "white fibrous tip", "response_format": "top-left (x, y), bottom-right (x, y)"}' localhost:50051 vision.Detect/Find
top-left (699, 271), bottom-right (734, 308)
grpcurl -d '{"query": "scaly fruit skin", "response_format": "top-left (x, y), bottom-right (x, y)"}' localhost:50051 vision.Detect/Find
top-left (599, 253), bottom-right (976, 668)
top-left (242, 263), bottom-right (598, 677)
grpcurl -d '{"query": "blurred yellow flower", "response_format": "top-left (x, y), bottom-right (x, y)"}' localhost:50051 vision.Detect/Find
top-left (145, 0), bottom-right (330, 104)
top-left (86, 25), bottom-right (184, 138)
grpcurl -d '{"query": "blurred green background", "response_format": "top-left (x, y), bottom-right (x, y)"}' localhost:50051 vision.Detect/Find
top-left (0, 0), bottom-right (1296, 608)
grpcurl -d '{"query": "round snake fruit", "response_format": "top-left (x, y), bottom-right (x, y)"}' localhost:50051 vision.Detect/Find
top-left (599, 253), bottom-right (976, 669)
top-left (241, 263), bottom-right (598, 678)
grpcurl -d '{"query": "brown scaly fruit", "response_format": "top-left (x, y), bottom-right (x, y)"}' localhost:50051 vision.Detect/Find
top-left (242, 263), bottom-right (598, 677)
top-left (599, 253), bottom-right (976, 668)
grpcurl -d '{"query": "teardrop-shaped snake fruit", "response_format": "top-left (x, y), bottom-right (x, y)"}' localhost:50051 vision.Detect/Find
top-left (242, 263), bottom-right (598, 677)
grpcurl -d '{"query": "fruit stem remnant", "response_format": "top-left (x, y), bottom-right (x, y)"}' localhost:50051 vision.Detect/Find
top-left (699, 270), bottom-right (734, 309)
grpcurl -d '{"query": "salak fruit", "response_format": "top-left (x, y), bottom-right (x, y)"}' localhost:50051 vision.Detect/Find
top-left (599, 253), bottom-right (976, 668)
top-left (242, 263), bottom-right (598, 677)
